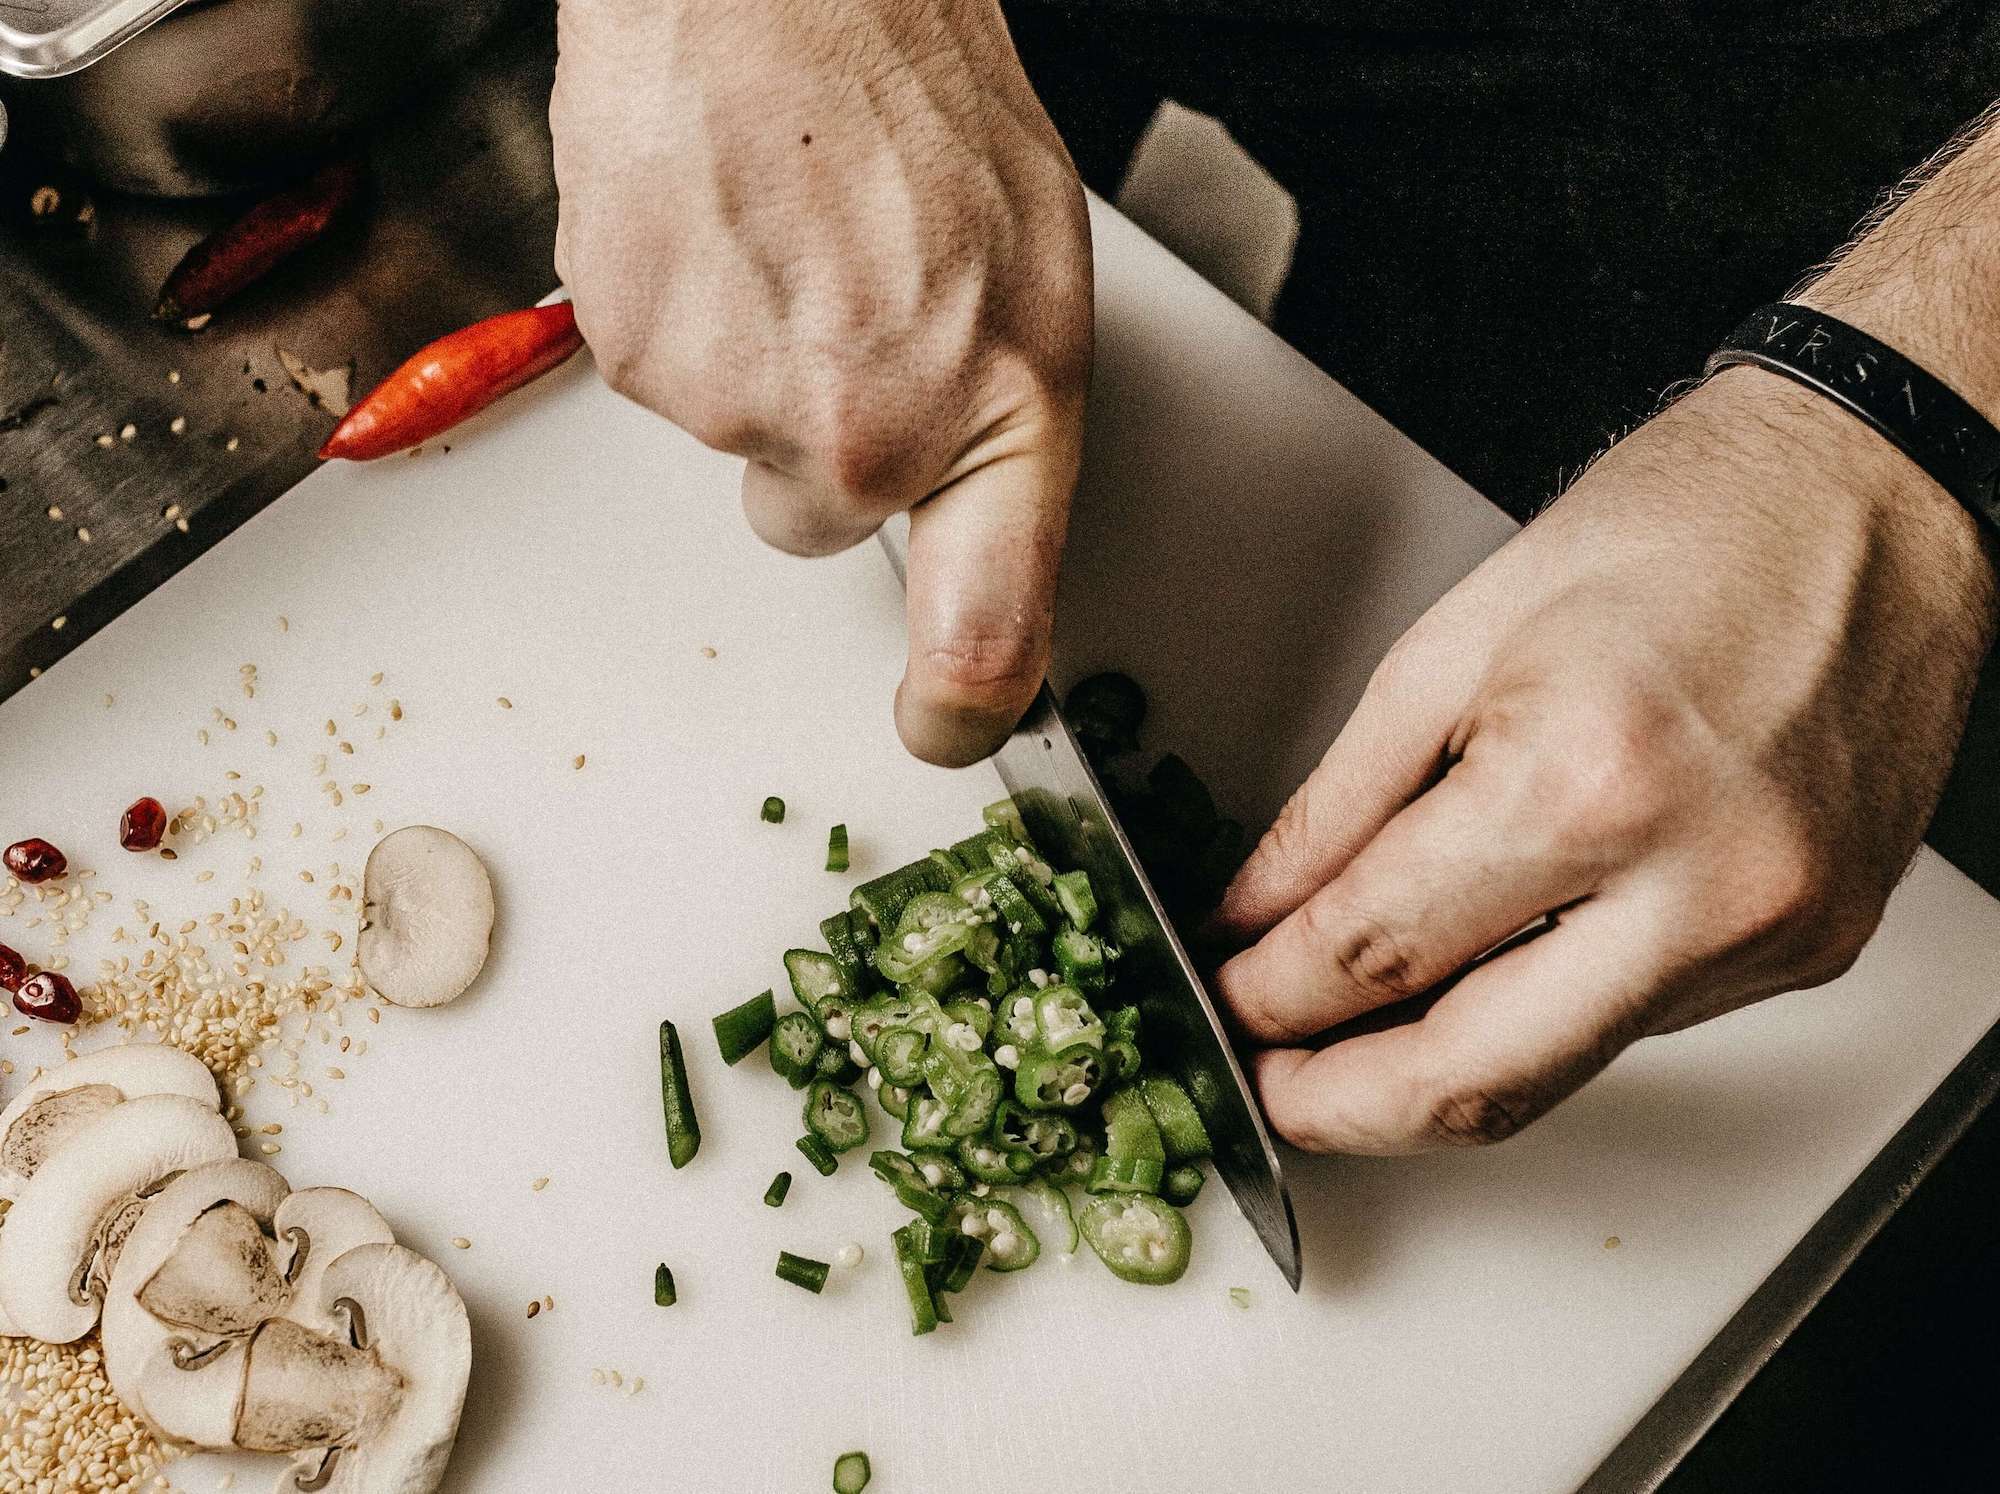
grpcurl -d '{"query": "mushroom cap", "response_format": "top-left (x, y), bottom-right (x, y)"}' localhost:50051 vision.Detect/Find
top-left (272, 1189), bottom-right (395, 1337)
top-left (357, 827), bottom-right (494, 1009)
top-left (0, 1045), bottom-right (218, 1200)
top-left (277, 1242), bottom-right (470, 1494)
top-left (103, 1158), bottom-right (291, 1449)
top-left (0, 1094), bottom-right (236, 1343)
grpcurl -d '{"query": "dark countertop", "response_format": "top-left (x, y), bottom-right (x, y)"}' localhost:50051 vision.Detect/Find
top-left (3, 13), bottom-right (1998, 1489)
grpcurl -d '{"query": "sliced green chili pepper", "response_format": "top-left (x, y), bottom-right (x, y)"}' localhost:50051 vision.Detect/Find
top-left (818, 913), bottom-right (870, 999)
top-left (1138, 1074), bottom-right (1213, 1161)
top-left (1035, 985), bottom-right (1105, 1050)
top-left (875, 1080), bottom-right (912, 1120)
top-left (712, 989), bottom-right (777, 1066)
top-left (1080, 1193), bottom-right (1192, 1284)
top-left (770, 1011), bottom-right (825, 1089)
top-left (826, 823), bottom-right (850, 873)
top-left (764, 1171), bottom-right (793, 1208)
top-left (1052, 926), bottom-right (1109, 994)
top-left (994, 1100), bottom-right (1078, 1161)
top-left (981, 797), bottom-right (1032, 845)
top-left (1161, 1163), bottom-right (1205, 1206)
top-left (902, 1092), bottom-right (952, 1151)
top-left (776, 1250), bottom-right (831, 1294)
top-left (761, 796), bottom-right (786, 824)
top-left (817, 1045), bottom-right (861, 1085)
top-left (935, 1234), bottom-right (985, 1296)
top-left (804, 1079), bottom-right (870, 1153)
top-left (1052, 869), bottom-right (1098, 930)
top-left (874, 1025), bottom-right (928, 1087)
top-left (796, 1132), bottom-right (838, 1176)
top-left (872, 892), bottom-right (977, 983)
top-left (1088, 1154), bottom-right (1166, 1194)
top-left (868, 1150), bottom-right (953, 1223)
top-left (657, 1019), bottom-right (700, 1169)
top-left (942, 997), bottom-right (993, 1045)
top-left (957, 1134), bottom-right (1034, 1185)
top-left (786, 949), bottom-right (847, 1014)
top-left (1014, 1043), bottom-right (1104, 1111)
top-left (654, 1262), bottom-right (677, 1306)
top-left (950, 1196), bottom-right (1039, 1272)
top-left (1025, 1178), bottom-right (1080, 1254)
top-left (1102, 1085), bottom-right (1167, 1168)
top-left (891, 1222), bottom-right (939, 1335)
top-left (927, 847), bottom-right (967, 880)
top-left (833, 1451), bottom-right (873, 1493)
top-left (985, 872), bottom-right (1048, 939)
top-left (850, 997), bottom-right (920, 1063)
top-left (1103, 1037), bottom-right (1143, 1085)
top-left (1105, 1003), bottom-right (1142, 1045)
top-left (998, 991), bottom-right (1040, 1048)
top-left (850, 857), bottom-right (952, 933)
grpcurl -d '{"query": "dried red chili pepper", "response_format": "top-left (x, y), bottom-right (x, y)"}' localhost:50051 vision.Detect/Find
top-left (121, 797), bottom-right (167, 852)
top-left (0, 943), bottom-right (25, 993)
top-left (14, 970), bottom-right (80, 1024)
top-left (318, 301), bottom-right (584, 462)
top-left (154, 157), bottom-right (364, 324)
top-left (4, 838), bottom-right (67, 884)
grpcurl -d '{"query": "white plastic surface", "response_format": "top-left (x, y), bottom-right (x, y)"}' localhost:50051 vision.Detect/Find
top-left (3, 200), bottom-right (1998, 1492)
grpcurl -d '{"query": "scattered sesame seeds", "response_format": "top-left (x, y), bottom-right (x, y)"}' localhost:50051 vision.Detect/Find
top-left (169, 416), bottom-right (187, 436)
top-left (369, 672), bottom-right (384, 686)
top-left (389, 701), bottom-right (403, 720)
top-left (119, 423), bottom-right (137, 442)
top-left (46, 505), bottom-right (62, 520)
top-left (573, 754), bottom-right (586, 771)
top-left (544, 1294), bottom-right (554, 1311)
top-left (95, 433), bottom-right (114, 448)
top-left (700, 646), bottom-right (717, 658)
top-left (167, 369), bottom-right (181, 383)
top-left (51, 615), bottom-right (66, 631)
top-left (175, 518), bottom-right (190, 533)
top-left (77, 526), bottom-right (93, 543)
top-left (527, 1300), bottom-right (541, 1319)
top-left (2, 1334), bottom-right (173, 1491)
top-left (532, 1176), bottom-right (551, 1192)
top-left (278, 615), bottom-right (289, 632)
top-left (1604, 1236), bottom-right (1621, 1251)
top-left (451, 1237), bottom-right (471, 1250)
top-left (162, 503), bottom-right (180, 521)
top-left (497, 697), bottom-right (513, 709)
top-left (225, 435), bottom-right (240, 451)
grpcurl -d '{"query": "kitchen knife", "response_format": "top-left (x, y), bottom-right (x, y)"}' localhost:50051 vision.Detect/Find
top-left (878, 518), bottom-right (1301, 1289)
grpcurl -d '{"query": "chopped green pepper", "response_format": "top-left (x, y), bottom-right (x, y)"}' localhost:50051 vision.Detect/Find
top-left (764, 1171), bottom-right (793, 1208)
top-left (957, 1134), bottom-right (1034, 1185)
top-left (833, 1451), bottom-right (873, 1493)
top-left (891, 1222), bottom-right (939, 1335)
top-left (1014, 1043), bottom-right (1104, 1111)
top-left (712, 989), bottom-right (776, 1066)
top-left (786, 949), bottom-right (847, 1012)
top-left (1025, 1178), bottom-right (1080, 1254)
top-left (818, 913), bottom-right (871, 1000)
top-left (776, 1250), bottom-right (831, 1294)
top-left (1080, 1193), bottom-right (1192, 1284)
top-left (1138, 1074), bottom-right (1214, 1161)
top-left (804, 1079), bottom-right (870, 1153)
top-left (653, 1262), bottom-right (677, 1306)
top-left (950, 1196), bottom-right (1039, 1272)
top-left (826, 823), bottom-right (849, 873)
top-left (1161, 1163), bottom-right (1205, 1206)
top-left (657, 1020), bottom-right (700, 1169)
top-left (1052, 868), bottom-right (1098, 929)
top-left (874, 1025), bottom-right (928, 1087)
top-left (1035, 985), bottom-right (1105, 1050)
top-left (770, 1011), bottom-right (826, 1089)
top-left (761, 796), bottom-right (786, 824)
top-left (850, 857), bottom-right (953, 933)
top-left (796, 1133), bottom-right (839, 1176)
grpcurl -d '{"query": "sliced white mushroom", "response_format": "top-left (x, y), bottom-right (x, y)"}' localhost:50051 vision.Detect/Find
top-left (357, 827), bottom-right (494, 1009)
top-left (239, 1315), bottom-right (404, 1456)
top-left (274, 1242), bottom-right (470, 1494)
top-left (140, 1200), bottom-right (290, 1335)
top-left (0, 1045), bottom-right (218, 1200)
top-left (272, 1189), bottom-right (395, 1337)
top-left (103, 1159), bottom-right (290, 1449)
top-left (0, 1093), bottom-right (235, 1343)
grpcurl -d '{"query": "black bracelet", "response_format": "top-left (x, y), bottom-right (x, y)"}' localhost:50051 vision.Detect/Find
top-left (1705, 302), bottom-right (2000, 538)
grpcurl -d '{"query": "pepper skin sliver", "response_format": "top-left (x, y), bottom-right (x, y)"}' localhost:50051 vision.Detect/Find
top-left (825, 823), bottom-right (850, 873)
top-left (775, 1251), bottom-right (831, 1294)
top-left (796, 1133), bottom-right (838, 1177)
top-left (318, 301), bottom-right (584, 460)
top-left (654, 1263), bottom-right (677, 1307)
top-left (658, 1019), bottom-right (701, 1169)
top-left (155, 157), bottom-right (363, 323)
top-left (833, 1451), bottom-right (873, 1493)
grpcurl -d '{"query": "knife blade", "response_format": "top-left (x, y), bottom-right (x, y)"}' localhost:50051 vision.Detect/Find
top-left (877, 520), bottom-right (1301, 1289)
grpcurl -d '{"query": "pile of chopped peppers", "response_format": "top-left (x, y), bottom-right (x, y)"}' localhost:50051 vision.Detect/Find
top-left (725, 797), bottom-right (1210, 1334)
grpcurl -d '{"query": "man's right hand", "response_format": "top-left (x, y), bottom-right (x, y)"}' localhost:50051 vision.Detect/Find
top-left (552, 0), bottom-right (1093, 767)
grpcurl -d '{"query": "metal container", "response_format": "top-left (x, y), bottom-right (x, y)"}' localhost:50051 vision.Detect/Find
top-left (0, 0), bottom-right (516, 197)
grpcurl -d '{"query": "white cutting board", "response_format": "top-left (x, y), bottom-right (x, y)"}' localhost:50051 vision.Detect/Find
top-left (5, 199), bottom-right (2000, 1494)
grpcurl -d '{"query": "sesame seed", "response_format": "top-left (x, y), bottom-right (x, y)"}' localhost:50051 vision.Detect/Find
top-left (527, 1301), bottom-right (541, 1318)
top-left (259, 1141), bottom-right (281, 1155)
top-left (701, 646), bottom-right (717, 658)
top-left (497, 696), bottom-right (513, 709)
top-left (76, 526), bottom-right (92, 543)
top-left (119, 423), bottom-right (137, 441)
top-left (573, 754), bottom-right (586, 770)
top-left (544, 1294), bottom-right (555, 1311)
top-left (95, 433), bottom-right (114, 448)
top-left (168, 369), bottom-right (181, 383)
top-left (532, 1176), bottom-right (551, 1191)
top-left (452, 1237), bottom-right (470, 1250)
top-left (169, 416), bottom-right (187, 435)
top-left (51, 615), bottom-right (66, 631)
top-left (46, 504), bottom-right (62, 519)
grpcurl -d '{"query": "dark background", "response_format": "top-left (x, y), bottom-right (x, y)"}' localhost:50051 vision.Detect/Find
top-left (1006, 1), bottom-right (2000, 1487)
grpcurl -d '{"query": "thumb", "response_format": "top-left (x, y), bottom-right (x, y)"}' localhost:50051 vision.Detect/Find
top-left (895, 412), bottom-right (1081, 768)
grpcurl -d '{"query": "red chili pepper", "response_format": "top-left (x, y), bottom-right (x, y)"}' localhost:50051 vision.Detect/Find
top-left (318, 301), bottom-right (584, 461)
top-left (154, 157), bottom-right (364, 323)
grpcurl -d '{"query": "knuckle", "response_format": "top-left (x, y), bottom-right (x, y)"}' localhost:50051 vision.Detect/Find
top-left (920, 630), bottom-right (1045, 713)
top-left (1538, 697), bottom-right (1679, 857)
top-left (1422, 1081), bottom-right (1535, 1148)
top-left (1296, 897), bottom-right (1424, 1004)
